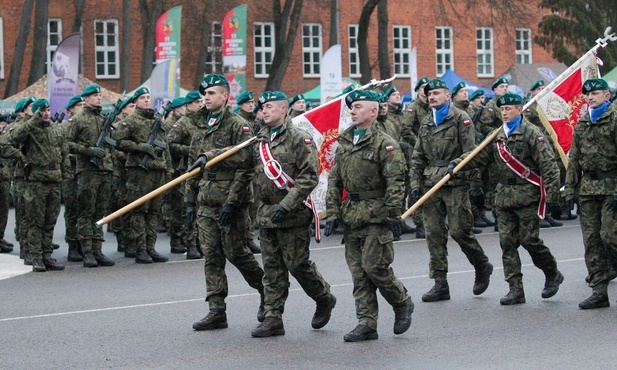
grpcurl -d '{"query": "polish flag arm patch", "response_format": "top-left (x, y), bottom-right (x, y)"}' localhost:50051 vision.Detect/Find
top-left (121, 122), bottom-right (128, 127)
top-left (538, 136), bottom-right (544, 142)
top-left (304, 138), bottom-right (312, 145)
top-left (386, 145), bottom-right (395, 152)
top-left (464, 119), bottom-right (471, 125)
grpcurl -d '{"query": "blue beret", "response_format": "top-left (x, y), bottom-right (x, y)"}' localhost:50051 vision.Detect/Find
top-left (170, 97), bottom-right (186, 109)
top-left (469, 89), bottom-right (485, 101)
top-left (119, 97), bottom-right (135, 111)
top-left (65, 95), bottom-right (84, 111)
top-left (345, 90), bottom-right (380, 108)
top-left (424, 79), bottom-right (449, 95)
top-left (451, 82), bottom-right (467, 95)
top-left (199, 74), bottom-right (229, 94)
top-left (81, 84), bottom-right (102, 97)
top-left (15, 97), bottom-right (37, 113)
top-left (32, 98), bottom-right (50, 113)
top-left (530, 80), bottom-right (545, 91)
top-left (289, 94), bottom-right (305, 105)
top-left (582, 78), bottom-right (609, 94)
top-left (185, 90), bottom-right (202, 103)
top-left (259, 91), bottom-right (288, 104)
top-left (492, 77), bottom-right (509, 90)
top-left (236, 91), bottom-right (254, 105)
top-left (414, 77), bottom-right (430, 92)
top-left (384, 86), bottom-right (399, 98)
top-left (132, 86), bottom-right (151, 100)
top-left (496, 92), bottom-right (524, 107)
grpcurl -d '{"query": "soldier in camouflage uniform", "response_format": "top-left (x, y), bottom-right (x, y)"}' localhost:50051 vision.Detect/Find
top-left (11, 99), bottom-right (69, 272)
top-left (56, 95), bottom-right (84, 262)
top-left (115, 87), bottom-right (170, 264)
top-left (205, 90), bottom-right (334, 337)
top-left (168, 90), bottom-right (204, 260)
top-left (451, 92), bottom-right (564, 305)
top-left (409, 79), bottom-right (493, 302)
top-left (0, 119), bottom-right (25, 254)
top-left (69, 84), bottom-right (116, 267)
top-left (288, 94), bottom-right (306, 119)
top-left (565, 79), bottom-right (617, 309)
top-left (185, 75), bottom-right (265, 332)
top-left (326, 90), bottom-right (413, 342)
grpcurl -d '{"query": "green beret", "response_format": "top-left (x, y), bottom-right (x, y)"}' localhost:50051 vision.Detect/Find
top-left (170, 97), bottom-right (186, 109)
top-left (378, 91), bottom-right (388, 103)
top-left (236, 91), bottom-right (254, 105)
top-left (530, 80), bottom-right (545, 91)
top-left (342, 84), bottom-right (357, 95)
top-left (199, 74), bottom-right (228, 94)
top-left (32, 98), bottom-right (50, 113)
top-left (253, 101), bottom-right (262, 113)
top-left (451, 82), bottom-right (467, 95)
top-left (258, 91), bottom-right (288, 104)
top-left (132, 86), bottom-right (151, 100)
top-left (496, 92), bottom-right (524, 107)
top-left (423, 79), bottom-right (449, 95)
top-left (289, 94), bottom-right (305, 105)
top-left (15, 97), bottom-right (37, 113)
top-left (582, 78), bottom-right (609, 94)
top-left (119, 97), bottom-right (135, 111)
top-left (469, 89), bottom-right (485, 101)
top-left (492, 76), bottom-right (509, 90)
top-left (65, 95), bottom-right (84, 111)
top-left (384, 86), bottom-right (399, 98)
top-left (81, 84), bottom-right (102, 97)
top-left (185, 90), bottom-right (202, 103)
top-left (611, 91), bottom-right (617, 103)
top-left (414, 77), bottom-right (430, 92)
top-left (345, 90), bottom-right (380, 108)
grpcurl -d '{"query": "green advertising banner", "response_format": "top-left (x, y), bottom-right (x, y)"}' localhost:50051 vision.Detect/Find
top-left (222, 4), bottom-right (248, 106)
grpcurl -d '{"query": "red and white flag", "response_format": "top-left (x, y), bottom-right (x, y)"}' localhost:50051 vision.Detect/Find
top-left (292, 95), bottom-right (352, 215)
top-left (535, 53), bottom-right (600, 163)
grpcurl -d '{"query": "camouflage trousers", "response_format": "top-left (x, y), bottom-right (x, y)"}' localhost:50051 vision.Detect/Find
top-left (495, 204), bottom-right (558, 288)
top-left (579, 195), bottom-right (617, 294)
top-left (0, 180), bottom-right (9, 239)
top-left (13, 178), bottom-right (27, 246)
top-left (75, 172), bottom-right (111, 249)
top-left (124, 169), bottom-right (165, 252)
top-left (196, 205), bottom-right (264, 310)
top-left (22, 181), bottom-right (61, 259)
top-left (422, 185), bottom-right (489, 280)
top-left (62, 177), bottom-right (79, 242)
top-left (260, 226), bottom-right (331, 319)
top-left (167, 178), bottom-right (184, 247)
top-left (344, 224), bottom-right (410, 330)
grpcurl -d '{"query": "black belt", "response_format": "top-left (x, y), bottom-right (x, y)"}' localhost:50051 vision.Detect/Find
top-left (204, 172), bottom-right (235, 181)
top-left (499, 177), bottom-right (528, 186)
top-left (346, 189), bottom-right (386, 201)
top-left (585, 170), bottom-right (617, 180)
top-left (430, 159), bottom-right (449, 167)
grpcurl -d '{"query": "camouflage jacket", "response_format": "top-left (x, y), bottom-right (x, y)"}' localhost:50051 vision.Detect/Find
top-left (55, 118), bottom-right (77, 176)
top-left (69, 105), bottom-right (114, 173)
top-left (163, 112), bottom-right (182, 132)
top-left (454, 118), bottom-right (560, 209)
top-left (185, 107), bottom-right (253, 207)
top-left (327, 123), bottom-right (406, 229)
top-left (565, 104), bottom-right (617, 197)
top-left (115, 107), bottom-right (172, 172)
top-left (10, 114), bottom-right (70, 183)
top-left (168, 108), bottom-right (207, 172)
top-left (237, 109), bottom-right (256, 125)
top-left (453, 99), bottom-right (474, 117)
top-left (410, 104), bottom-right (477, 189)
top-left (406, 98), bottom-right (430, 136)
top-left (476, 98), bottom-right (502, 138)
top-left (9, 117), bottom-right (27, 179)
top-left (0, 128), bottom-right (23, 181)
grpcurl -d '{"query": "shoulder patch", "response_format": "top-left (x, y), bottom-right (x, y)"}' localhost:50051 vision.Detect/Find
top-left (488, 108), bottom-right (493, 112)
top-left (172, 124), bottom-right (178, 129)
top-left (464, 119), bottom-right (471, 125)
top-left (242, 125), bottom-right (250, 133)
top-left (304, 138), bottom-right (312, 145)
top-left (68, 118), bottom-right (73, 122)
top-left (121, 122), bottom-right (128, 127)
top-left (385, 145), bottom-right (395, 152)
top-left (538, 136), bottom-right (544, 142)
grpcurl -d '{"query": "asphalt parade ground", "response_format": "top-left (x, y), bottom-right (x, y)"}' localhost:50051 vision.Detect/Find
top-left (1, 207), bottom-right (616, 369)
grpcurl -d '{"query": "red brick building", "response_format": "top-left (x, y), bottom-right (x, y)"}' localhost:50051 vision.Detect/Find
top-left (0, 0), bottom-right (557, 99)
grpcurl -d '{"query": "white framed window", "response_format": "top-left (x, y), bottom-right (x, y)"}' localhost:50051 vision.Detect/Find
top-left (0, 18), bottom-right (4, 79)
top-left (254, 22), bottom-right (274, 78)
top-left (393, 25), bottom-right (412, 77)
top-left (302, 23), bottom-right (322, 77)
top-left (516, 28), bottom-right (532, 64)
top-left (348, 24), bottom-right (360, 78)
top-left (205, 21), bottom-right (222, 74)
top-left (435, 26), bottom-right (453, 76)
top-left (94, 19), bottom-right (119, 78)
top-left (47, 18), bottom-right (62, 74)
top-left (476, 27), bottom-right (494, 77)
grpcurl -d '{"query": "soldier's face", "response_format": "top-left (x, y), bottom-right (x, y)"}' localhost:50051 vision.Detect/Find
top-left (261, 101), bottom-right (287, 127)
top-left (70, 102), bottom-right (84, 116)
top-left (174, 106), bottom-right (186, 116)
top-left (388, 91), bottom-right (401, 105)
top-left (379, 102), bottom-right (388, 116)
top-left (122, 103), bottom-right (136, 116)
top-left (24, 105), bottom-right (33, 116)
top-left (40, 107), bottom-right (51, 122)
top-left (186, 99), bottom-right (202, 112)
top-left (500, 105), bottom-right (523, 123)
top-left (291, 99), bottom-right (306, 112)
top-left (416, 85), bottom-right (427, 102)
top-left (350, 101), bottom-right (378, 129)
top-left (135, 94), bottom-right (151, 109)
top-left (585, 90), bottom-right (611, 108)
top-left (240, 100), bottom-right (255, 113)
top-left (427, 89), bottom-right (451, 108)
top-left (204, 87), bottom-right (228, 113)
top-left (454, 88), bottom-right (468, 102)
top-left (84, 93), bottom-right (102, 107)
top-left (493, 83), bottom-right (509, 96)
top-left (531, 86), bottom-right (544, 97)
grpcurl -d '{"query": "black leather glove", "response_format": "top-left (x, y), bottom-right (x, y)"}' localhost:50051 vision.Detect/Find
top-left (185, 202), bottom-right (196, 229)
top-left (136, 143), bottom-right (157, 159)
top-left (469, 188), bottom-right (485, 206)
top-left (612, 195), bottom-right (617, 214)
top-left (218, 203), bottom-right (237, 226)
top-left (409, 187), bottom-right (421, 204)
top-left (87, 147), bottom-right (106, 158)
top-left (187, 154), bottom-right (207, 173)
top-left (324, 219), bottom-right (340, 237)
top-left (446, 162), bottom-right (457, 178)
top-left (388, 219), bottom-right (403, 239)
top-left (546, 202), bottom-right (561, 217)
top-left (270, 204), bottom-right (289, 224)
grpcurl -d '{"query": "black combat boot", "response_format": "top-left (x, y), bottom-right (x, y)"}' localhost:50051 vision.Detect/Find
top-left (93, 250), bottom-right (115, 267)
top-left (500, 286), bottom-right (526, 305)
top-left (147, 249), bottom-right (168, 263)
top-left (192, 309), bottom-right (228, 330)
top-left (32, 258), bottom-right (46, 272)
top-left (23, 251), bottom-right (33, 266)
top-left (52, 243), bottom-right (60, 250)
top-left (247, 239), bottom-right (261, 254)
top-left (67, 241), bottom-right (83, 262)
top-left (82, 253), bottom-right (98, 268)
top-left (473, 262), bottom-right (493, 295)
top-left (343, 324), bottom-right (378, 342)
top-left (473, 215), bottom-right (488, 228)
top-left (186, 245), bottom-right (201, 260)
top-left (393, 297), bottom-right (414, 335)
top-left (43, 256), bottom-right (65, 271)
top-left (170, 244), bottom-right (187, 254)
top-left (401, 222), bottom-right (416, 234)
top-left (1, 239), bottom-right (14, 248)
top-left (124, 244), bottom-right (137, 258)
top-left (251, 317), bottom-right (285, 337)
top-left (422, 280), bottom-right (450, 302)
top-left (311, 295), bottom-right (337, 329)
top-left (539, 218), bottom-right (551, 228)
top-left (0, 243), bottom-right (12, 253)
top-left (481, 214), bottom-right (495, 226)
top-left (415, 224), bottom-right (426, 239)
top-left (545, 214), bottom-right (563, 227)
top-left (578, 293), bottom-right (610, 309)
top-left (541, 270), bottom-right (564, 298)
top-left (472, 227), bottom-right (483, 234)
top-left (135, 250), bottom-right (153, 264)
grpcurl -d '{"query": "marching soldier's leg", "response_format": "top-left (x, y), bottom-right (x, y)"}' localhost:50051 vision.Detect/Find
top-left (24, 182), bottom-right (46, 272)
top-left (421, 189), bottom-right (450, 302)
top-left (0, 180), bottom-right (12, 253)
top-left (495, 207), bottom-right (525, 305)
top-left (144, 172), bottom-right (167, 263)
top-left (168, 185), bottom-right (186, 254)
top-left (42, 183), bottom-right (64, 271)
top-left (64, 177), bottom-right (82, 262)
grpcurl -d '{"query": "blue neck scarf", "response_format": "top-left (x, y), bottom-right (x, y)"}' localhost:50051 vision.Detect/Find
top-left (432, 101), bottom-right (450, 127)
top-left (504, 115), bottom-right (522, 137)
top-left (589, 100), bottom-right (611, 123)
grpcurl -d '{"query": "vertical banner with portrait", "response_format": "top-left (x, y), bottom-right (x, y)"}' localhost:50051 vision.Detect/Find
top-left (48, 32), bottom-right (80, 116)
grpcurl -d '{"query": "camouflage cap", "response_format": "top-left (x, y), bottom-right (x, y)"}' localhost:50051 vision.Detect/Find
top-left (289, 94), bottom-right (305, 105)
top-left (199, 74), bottom-right (229, 94)
top-left (492, 76), bottom-right (509, 90)
top-left (582, 78), bottom-right (609, 94)
top-left (469, 89), bottom-right (485, 101)
top-left (451, 82), bottom-right (467, 95)
top-left (132, 86), bottom-right (151, 100)
top-left (170, 97), bottom-right (187, 109)
top-left (32, 98), bottom-right (50, 113)
top-left (496, 92), bottom-right (524, 107)
top-left (423, 79), bottom-right (449, 96)
top-left (259, 91), bottom-right (288, 104)
top-left (119, 97), bottom-right (135, 111)
top-left (414, 77), bottom-right (430, 92)
top-left (236, 91), bottom-right (254, 105)
top-left (185, 90), bottom-right (202, 103)
top-left (345, 89), bottom-right (380, 108)
top-left (15, 96), bottom-right (37, 113)
top-left (530, 80), bottom-right (545, 91)
top-left (65, 95), bottom-right (84, 111)
top-left (81, 84), bottom-right (102, 97)
top-left (384, 86), bottom-right (399, 98)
